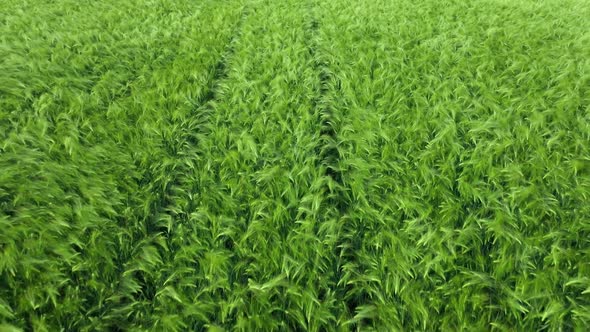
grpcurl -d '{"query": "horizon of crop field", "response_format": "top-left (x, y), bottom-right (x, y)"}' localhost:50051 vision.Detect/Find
top-left (1, 0), bottom-right (589, 330)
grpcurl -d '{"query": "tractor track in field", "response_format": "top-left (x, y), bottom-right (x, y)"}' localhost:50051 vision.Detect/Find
top-left (150, 3), bottom-right (252, 233)
top-left (199, 4), bottom-right (252, 109)
top-left (306, 0), bottom-right (366, 324)
top-left (110, 1), bottom-right (253, 314)
top-left (306, 1), bottom-right (345, 212)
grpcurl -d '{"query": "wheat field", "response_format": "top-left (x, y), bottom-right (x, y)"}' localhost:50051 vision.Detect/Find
top-left (1, 0), bottom-right (589, 330)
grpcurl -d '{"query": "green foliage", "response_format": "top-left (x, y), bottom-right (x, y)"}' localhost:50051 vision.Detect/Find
top-left (1, 0), bottom-right (589, 330)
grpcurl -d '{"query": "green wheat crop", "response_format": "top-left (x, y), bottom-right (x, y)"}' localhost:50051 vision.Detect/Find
top-left (1, 0), bottom-right (589, 330)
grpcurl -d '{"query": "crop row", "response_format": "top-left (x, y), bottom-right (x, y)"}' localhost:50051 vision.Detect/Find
top-left (0, 0), bottom-right (246, 330)
top-left (142, 0), bottom-right (342, 329)
top-left (314, 0), bottom-right (590, 329)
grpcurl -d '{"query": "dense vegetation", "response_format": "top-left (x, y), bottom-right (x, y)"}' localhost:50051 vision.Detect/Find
top-left (1, 0), bottom-right (589, 330)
